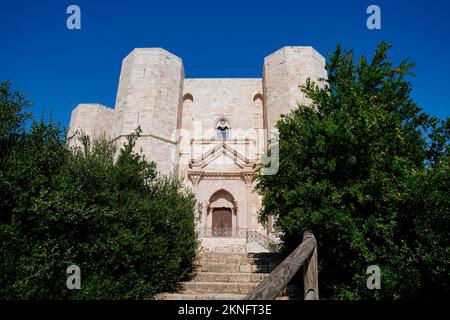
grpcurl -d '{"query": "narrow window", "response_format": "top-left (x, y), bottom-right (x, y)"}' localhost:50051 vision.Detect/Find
top-left (217, 127), bottom-right (229, 139)
top-left (216, 119), bottom-right (230, 140)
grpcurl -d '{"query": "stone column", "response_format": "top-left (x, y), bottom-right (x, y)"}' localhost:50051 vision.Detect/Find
top-left (242, 172), bottom-right (254, 233)
top-left (188, 172), bottom-right (204, 229)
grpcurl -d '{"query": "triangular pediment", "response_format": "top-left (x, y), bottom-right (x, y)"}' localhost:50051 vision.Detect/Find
top-left (189, 142), bottom-right (254, 171)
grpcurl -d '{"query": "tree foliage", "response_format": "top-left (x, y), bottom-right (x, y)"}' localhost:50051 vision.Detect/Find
top-left (0, 82), bottom-right (199, 299)
top-left (256, 42), bottom-right (449, 299)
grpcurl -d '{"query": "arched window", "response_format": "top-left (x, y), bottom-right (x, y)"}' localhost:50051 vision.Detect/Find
top-left (216, 118), bottom-right (230, 140)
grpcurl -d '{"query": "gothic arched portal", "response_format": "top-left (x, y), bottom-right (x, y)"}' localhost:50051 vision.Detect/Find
top-left (207, 189), bottom-right (238, 237)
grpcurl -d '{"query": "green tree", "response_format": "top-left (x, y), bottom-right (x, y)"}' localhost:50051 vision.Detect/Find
top-left (256, 42), bottom-right (449, 300)
top-left (0, 81), bottom-right (32, 158)
top-left (0, 82), bottom-right (199, 299)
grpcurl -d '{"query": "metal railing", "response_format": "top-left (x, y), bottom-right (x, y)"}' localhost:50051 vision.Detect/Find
top-left (197, 228), bottom-right (276, 252)
top-left (245, 231), bottom-right (319, 300)
top-left (246, 230), bottom-right (278, 252)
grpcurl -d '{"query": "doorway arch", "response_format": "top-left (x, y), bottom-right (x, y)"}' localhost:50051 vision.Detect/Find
top-left (207, 189), bottom-right (238, 237)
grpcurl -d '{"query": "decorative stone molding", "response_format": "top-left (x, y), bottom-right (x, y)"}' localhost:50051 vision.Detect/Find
top-left (110, 133), bottom-right (180, 145)
top-left (241, 172), bottom-right (254, 185)
top-left (189, 141), bottom-right (255, 170)
top-left (188, 171), bottom-right (203, 187)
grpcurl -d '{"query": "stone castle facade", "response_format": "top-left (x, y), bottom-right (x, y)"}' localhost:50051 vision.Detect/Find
top-left (68, 46), bottom-right (326, 252)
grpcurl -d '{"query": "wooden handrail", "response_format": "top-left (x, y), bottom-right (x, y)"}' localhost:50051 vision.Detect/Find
top-left (245, 231), bottom-right (319, 300)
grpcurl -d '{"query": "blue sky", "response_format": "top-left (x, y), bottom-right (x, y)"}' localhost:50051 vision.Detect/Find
top-left (1, 0), bottom-right (449, 128)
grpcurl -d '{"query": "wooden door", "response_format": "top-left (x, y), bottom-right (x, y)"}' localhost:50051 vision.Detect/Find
top-left (212, 208), bottom-right (232, 237)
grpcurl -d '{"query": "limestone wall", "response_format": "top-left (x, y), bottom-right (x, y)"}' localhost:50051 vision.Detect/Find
top-left (68, 46), bottom-right (327, 176)
top-left (113, 48), bottom-right (185, 175)
top-left (263, 46), bottom-right (327, 129)
top-left (181, 78), bottom-right (263, 133)
top-left (68, 103), bottom-right (118, 146)
top-left (178, 79), bottom-right (264, 174)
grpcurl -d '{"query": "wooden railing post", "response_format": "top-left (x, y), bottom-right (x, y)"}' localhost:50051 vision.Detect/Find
top-left (303, 230), bottom-right (319, 300)
top-left (245, 229), bottom-right (318, 300)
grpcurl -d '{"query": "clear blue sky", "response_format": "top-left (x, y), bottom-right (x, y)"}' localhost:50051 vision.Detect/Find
top-left (1, 0), bottom-right (449, 128)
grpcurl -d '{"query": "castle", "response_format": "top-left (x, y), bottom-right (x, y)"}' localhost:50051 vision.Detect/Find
top-left (68, 46), bottom-right (326, 252)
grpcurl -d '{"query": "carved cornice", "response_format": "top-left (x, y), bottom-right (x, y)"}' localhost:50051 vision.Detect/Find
top-left (191, 138), bottom-right (255, 145)
top-left (111, 133), bottom-right (180, 145)
top-left (187, 170), bottom-right (256, 182)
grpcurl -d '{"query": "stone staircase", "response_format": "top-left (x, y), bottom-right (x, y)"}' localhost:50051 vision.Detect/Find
top-left (158, 252), bottom-right (299, 300)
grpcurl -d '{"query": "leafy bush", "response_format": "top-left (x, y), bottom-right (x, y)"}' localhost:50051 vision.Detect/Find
top-left (256, 43), bottom-right (449, 300)
top-left (0, 81), bottom-right (199, 299)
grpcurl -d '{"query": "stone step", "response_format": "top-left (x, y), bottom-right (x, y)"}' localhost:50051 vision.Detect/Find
top-left (157, 252), bottom-right (285, 300)
top-left (181, 281), bottom-right (257, 294)
top-left (197, 257), bottom-right (278, 266)
top-left (197, 263), bottom-right (274, 273)
top-left (158, 292), bottom-right (298, 300)
top-left (275, 295), bottom-right (301, 300)
top-left (198, 252), bottom-right (278, 260)
top-left (192, 272), bottom-right (268, 283)
top-left (158, 292), bottom-right (247, 300)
